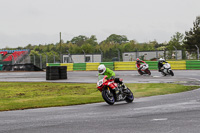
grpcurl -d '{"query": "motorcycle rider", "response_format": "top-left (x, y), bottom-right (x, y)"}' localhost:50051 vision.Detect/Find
top-left (136, 58), bottom-right (146, 74)
top-left (98, 64), bottom-right (129, 94)
top-left (158, 58), bottom-right (168, 72)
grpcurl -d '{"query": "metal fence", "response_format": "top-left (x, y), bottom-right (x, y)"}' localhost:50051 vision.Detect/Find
top-left (1, 49), bottom-right (199, 69)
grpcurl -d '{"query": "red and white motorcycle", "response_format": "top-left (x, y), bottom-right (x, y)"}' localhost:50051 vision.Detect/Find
top-left (138, 64), bottom-right (151, 75)
top-left (97, 75), bottom-right (134, 105)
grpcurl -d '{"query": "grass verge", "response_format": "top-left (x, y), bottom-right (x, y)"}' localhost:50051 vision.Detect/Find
top-left (0, 82), bottom-right (199, 111)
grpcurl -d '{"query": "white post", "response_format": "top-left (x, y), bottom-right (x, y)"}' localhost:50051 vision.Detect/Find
top-left (195, 45), bottom-right (199, 60)
top-left (173, 46), bottom-right (178, 60)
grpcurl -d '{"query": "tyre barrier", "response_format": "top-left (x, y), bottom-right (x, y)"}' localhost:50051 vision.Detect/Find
top-left (46, 66), bottom-right (67, 80)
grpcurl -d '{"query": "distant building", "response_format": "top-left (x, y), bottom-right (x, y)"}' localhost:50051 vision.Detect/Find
top-left (123, 50), bottom-right (182, 61)
top-left (63, 54), bottom-right (102, 63)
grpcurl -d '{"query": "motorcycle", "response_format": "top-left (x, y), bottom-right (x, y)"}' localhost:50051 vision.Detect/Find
top-left (160, 63), bottom-right (174, 76)
top-left (97, 75), bottom-right (134, 105)
top-left (138, 64), bottom-right (151, 75)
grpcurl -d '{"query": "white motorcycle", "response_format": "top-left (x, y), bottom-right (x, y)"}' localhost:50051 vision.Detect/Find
top-left (161, 63), bottom-right (174, 76)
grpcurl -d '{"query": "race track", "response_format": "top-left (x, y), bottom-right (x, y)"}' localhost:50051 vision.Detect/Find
top-left (0, 70), bottom-right (200, 84)
top-left (0, 70), bottom-right (200, 133)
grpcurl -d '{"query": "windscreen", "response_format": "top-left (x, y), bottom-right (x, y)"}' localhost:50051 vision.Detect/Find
top-left (98, 75), bottom-right (106, 81)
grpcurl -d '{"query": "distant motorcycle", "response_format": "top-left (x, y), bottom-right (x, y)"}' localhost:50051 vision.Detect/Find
top-left (138, 64), bottom-right (151, 75)
top-left (160, 63), bottom-right (174, 76)
top-left (97, 75), bottom-right (134, 105)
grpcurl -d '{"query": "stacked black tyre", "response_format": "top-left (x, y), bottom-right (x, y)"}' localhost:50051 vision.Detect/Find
top-left (46, 66), bottom-right (67, 80)
top-left (59, 66), bottom-right (67, 79)
top-left (46, 66), bottom-right (59, 80)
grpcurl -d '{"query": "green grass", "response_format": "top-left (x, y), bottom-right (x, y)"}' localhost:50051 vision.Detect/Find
top-left (0, 82), bottom-right (199, 111)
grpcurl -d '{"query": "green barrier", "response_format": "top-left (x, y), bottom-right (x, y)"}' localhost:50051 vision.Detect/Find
top-left (0, 61), bottom-right (12, 65)
top-left (86, 63), bottom-right (100, 71)
top-left (100, 62), bottom-right (114, 70)
top-left (46, 60), bottom-right (197, 71)
top-left (47, 63), bottom-right (61, 66)
top-left (186, 61), bottom-right (200, 70)
top-left (0, 64), bottom-right (3, 71)
top-left (145, 61), bottom-right (158, 70)
top-left (73, 63), bottom-right (86, 71)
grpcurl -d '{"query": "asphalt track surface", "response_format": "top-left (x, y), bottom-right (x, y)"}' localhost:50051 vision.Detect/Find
top-left (0, 70), bottom-right (199, 84)
top-left (0, 70), bottom-right (200, 133)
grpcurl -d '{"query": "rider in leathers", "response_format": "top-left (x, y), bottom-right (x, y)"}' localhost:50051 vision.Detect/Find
top-left (98, 64), bottom-right (129, 94)
top-left (158, 58), bottom-right (168, 72)
top-left (136, 58), bottom-right (146, 74)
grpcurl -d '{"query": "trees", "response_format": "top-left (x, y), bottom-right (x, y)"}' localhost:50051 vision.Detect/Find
top-left (4, 31), bottom-right (195, 62)
top-left (81, 43), bottom-right (94, 54)
top-left (167, 32), bottom-right (184, 50)
top-left (85, 35), bottom-right (98, 46)
top-left (70, 35), bottom-right (88, 46)
top-left (104, 34), bottom-right (128, 44)
top-left (165, 32), bottom-right (184, 59)
top-left (69, 35), bottom-right (98, 47)
top-left (184, 16), bottom-right (200, 51)
top-left (24, 44), bottom-right (34, 50)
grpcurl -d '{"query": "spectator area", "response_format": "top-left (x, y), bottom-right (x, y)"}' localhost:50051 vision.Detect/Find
top-left (0, 51), bottom-right (8, 56)
top-left (3, 51), bottom-right (28, 62)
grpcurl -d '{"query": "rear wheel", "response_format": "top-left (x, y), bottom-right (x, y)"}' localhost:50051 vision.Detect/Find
top-left (102, 89), bottom-right (115, 105)
top-left (125, 88), bottom-right (134, 103)
top-left (138, 70), bottom-right (143, 75)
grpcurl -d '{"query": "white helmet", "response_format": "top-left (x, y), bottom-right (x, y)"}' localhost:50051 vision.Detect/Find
top-left (159, 58), bottom-right (165, 63)
top-left (98, 64), bottom-right (106, 74)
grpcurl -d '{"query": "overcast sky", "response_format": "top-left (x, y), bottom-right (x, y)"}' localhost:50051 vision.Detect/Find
top-left (0, 0), bottom-right (200, 48)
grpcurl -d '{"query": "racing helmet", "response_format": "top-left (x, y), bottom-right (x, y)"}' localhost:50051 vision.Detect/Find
top-left (98, 64), bottom-right (106, 74)
top-left (136, 58), bottom-right (140, 63)
top-left (159, 58), bottom-right (165, 63)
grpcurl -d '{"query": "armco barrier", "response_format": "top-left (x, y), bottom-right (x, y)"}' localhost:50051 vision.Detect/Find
top-left (100, 62), bottom-right (114, 70)
top-left (47, 63), bottom-right (61, 66)
top-left (73, 63), bottom-right (86, 71)
top-left (186, 61), bottom-right (200, 70)
top-left (61, 63), bottom-right (73, 71)
top-left (168, 61), bottom-right (186, 70)
top-left (114, 62), bottom-right (137, 70)
top-left (46, 60), bottom-right (200, 71)
top-left (114, 61), bottom-right (187, 70)
top-left (86, 63), bottom-right (100, 71)
top-left (145, 61), bottom-right (158, 70)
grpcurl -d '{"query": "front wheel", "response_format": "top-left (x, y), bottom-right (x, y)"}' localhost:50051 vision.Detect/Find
top-left (102, 89), bottom-right (115, 105)
top-left (145, 69), bottom-right (151, 75)
top-left (169, 70), bottom-right (174, 76)
top-left (125, 88), bottom-right (134, 103)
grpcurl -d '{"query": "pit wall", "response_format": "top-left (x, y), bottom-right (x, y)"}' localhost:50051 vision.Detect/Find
top-left (47, 61), bottom-right (200, 71)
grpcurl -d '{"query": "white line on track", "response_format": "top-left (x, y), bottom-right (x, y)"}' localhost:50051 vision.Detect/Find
top-left (189, 78), bottom-right (200, 81)
top-left (151, 118), bottom-right (168, 121)
top-left (153, 76), bottom-right (161, 78)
